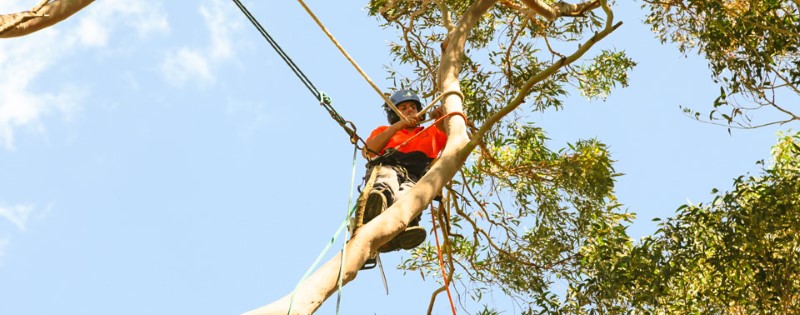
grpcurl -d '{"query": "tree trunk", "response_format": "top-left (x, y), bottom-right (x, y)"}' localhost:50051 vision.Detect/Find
top-left (243, 1), bottom-right (497, 314)
top-left (0, 0), bottom-right (94, 38)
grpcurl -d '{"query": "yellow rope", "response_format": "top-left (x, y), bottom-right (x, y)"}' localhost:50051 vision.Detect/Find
top-left (353, 164), bottom-right (381, 234)
top-left (296, 0), bottom-right (410, 124)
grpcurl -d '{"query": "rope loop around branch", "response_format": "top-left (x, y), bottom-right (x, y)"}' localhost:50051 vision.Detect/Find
top-left (439, 90), bottom-right (465, 103)
top-left (419, 90), bottom-right (466, 117)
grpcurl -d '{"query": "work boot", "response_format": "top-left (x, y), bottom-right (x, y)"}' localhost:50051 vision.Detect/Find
top-left (379, 226), bottom-right (427, 253)
top-left (363, 190), bottom-right (387, 223)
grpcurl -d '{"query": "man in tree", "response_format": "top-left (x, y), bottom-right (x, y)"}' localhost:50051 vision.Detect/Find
top-left (362, 89), bottom-right (447, 253)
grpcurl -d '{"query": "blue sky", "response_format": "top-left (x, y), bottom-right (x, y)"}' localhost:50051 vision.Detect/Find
top-left (0, 1), bottom-right (790, 314)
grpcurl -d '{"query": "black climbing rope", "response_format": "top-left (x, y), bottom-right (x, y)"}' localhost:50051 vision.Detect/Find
top-left (230, 0), bottom-right (365, 149)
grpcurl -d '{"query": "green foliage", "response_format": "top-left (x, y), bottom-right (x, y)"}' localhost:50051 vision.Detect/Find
top-left (576, 50), bottom-right (636, 100)
top-left (401, 122), bottom-right (634, 312)
top-left (644, 0), bottom-right (800, 128)
top-left (365, 1), bottom-right (800, 314)
top-left (369, 0), bottom-right (633, 126)
top-left (366, 1), bottom-right (642, 313)
top-left (600, 132), bottom-right (800, 313)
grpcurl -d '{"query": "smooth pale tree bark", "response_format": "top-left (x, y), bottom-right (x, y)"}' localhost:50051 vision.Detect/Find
top-left (244, 0), bottom-right (620, 314)
top-left (519, 0), bottom-right (599, 20)
top-left (0, 0), bottom-right (94, 38)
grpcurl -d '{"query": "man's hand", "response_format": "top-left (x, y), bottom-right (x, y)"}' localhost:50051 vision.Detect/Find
top-left (397, 115), bottom-right (421, 129)
top-left (430, 106), bottom-right (446, 120)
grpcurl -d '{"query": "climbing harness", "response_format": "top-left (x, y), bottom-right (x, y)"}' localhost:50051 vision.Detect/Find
top-left (230, 0), bottom-right (365, 149)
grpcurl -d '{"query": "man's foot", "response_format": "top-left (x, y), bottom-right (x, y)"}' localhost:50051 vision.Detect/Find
top-left (363, 190), bottom-right (386, 223)
top-left (379, 226), bottom-right (427, 253)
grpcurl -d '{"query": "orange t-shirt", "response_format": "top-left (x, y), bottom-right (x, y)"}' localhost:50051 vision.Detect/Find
top-left (368, 125), bottom-right (447, 159)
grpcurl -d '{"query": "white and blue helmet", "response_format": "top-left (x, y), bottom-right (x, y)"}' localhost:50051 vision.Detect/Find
top-left (383, 89), bottom-right (423, 124)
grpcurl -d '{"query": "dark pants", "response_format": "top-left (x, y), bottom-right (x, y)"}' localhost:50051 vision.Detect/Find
top-left (366, 164), bottom-right (422, 225)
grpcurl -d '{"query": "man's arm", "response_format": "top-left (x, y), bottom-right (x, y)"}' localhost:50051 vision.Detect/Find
top-left (364, 117), bottom-right (419, 158)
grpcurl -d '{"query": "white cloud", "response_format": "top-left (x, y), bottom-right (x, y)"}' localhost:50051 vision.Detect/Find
top-left (0, 30), bottom-right (84, 150)
top-left (77, 0), bottom-right (170, 47)
top-left (161, 0), bottom-right (241, 86)
top-left (76, 14), bottom-right (109, 47)
top-left (0, 202), bottom-right (51, 265)
top-left (0, 0), bottom-right (168, 151)
top-left (201, 0), bottom-right (237, 60)
top-left (0, 204), bottom-right (34, 231)
top-left (161, 48), bottom-right (214, 85)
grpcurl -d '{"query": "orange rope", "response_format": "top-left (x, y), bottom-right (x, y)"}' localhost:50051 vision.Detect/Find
top-left (431, 203), bottom-right (457, 315)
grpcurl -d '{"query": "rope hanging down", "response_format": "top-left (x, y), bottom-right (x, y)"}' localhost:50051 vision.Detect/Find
top-left (230, 0), bottom-right (365, 148)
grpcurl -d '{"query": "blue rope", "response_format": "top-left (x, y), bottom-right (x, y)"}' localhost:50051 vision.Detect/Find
top-left (286, 147), bottom-right (359, 315)
top-left (336, 146), bottom-right (359, 313)
top-left (286, 204), bottom-right (356, 314)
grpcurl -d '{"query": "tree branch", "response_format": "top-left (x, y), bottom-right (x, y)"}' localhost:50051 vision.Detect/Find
top-left (499, 0), bottom-right (540, 21)
top-left (0, 0), bottom-right (94, 38)
top-left (519, 0), bottom-right (600, 21)
top-left (433, 0), bottom-right (454, 31)
top-left (427, 286), bottom-right (448, 315)
top-left (0, 0), bottom-right (50, 37)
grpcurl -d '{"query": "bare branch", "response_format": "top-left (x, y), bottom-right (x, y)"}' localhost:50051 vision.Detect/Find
top-left (499, 0), bottom-right (541, 20)
top-left (0, 0), bottom-right (94, 38)
top-left (433, 0), bottom-right (454, 31)
top-left (427, 286), bottom-right (448, 315)
top-left (0, 0), bottom-right (50, 37)
top-left (519, 0), bottom-right (600, 21)
top-left (768, 63), bottom-right (800, 97)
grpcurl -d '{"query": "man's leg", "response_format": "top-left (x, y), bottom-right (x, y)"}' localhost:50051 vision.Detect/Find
top-left (397, 179), bottom-right (423, 227)
top-left (378, 171), bottom-right (427, 252)
top-left (363, 165), bottom-right (400, 223)
top-left (358, 165), bottom-right (402, 270)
